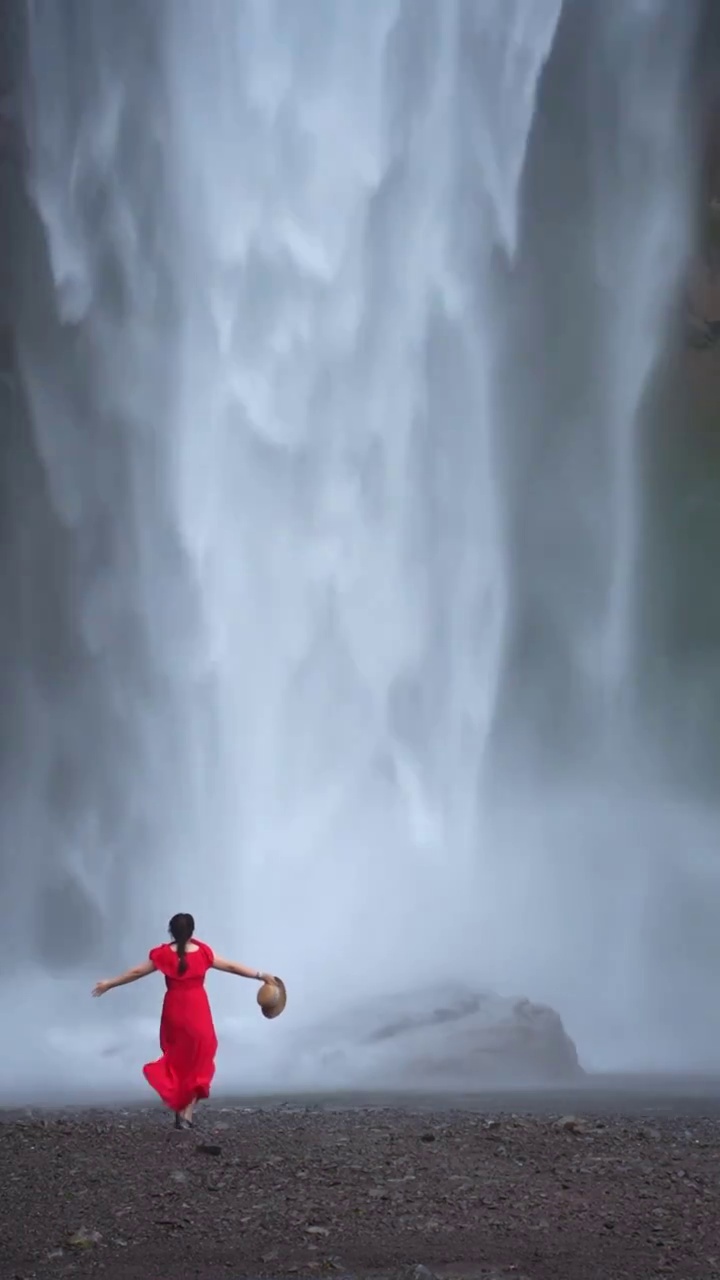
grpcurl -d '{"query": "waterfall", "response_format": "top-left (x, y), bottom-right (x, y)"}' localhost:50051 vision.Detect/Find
top-left (0, 0), bottom-right (712, 1099)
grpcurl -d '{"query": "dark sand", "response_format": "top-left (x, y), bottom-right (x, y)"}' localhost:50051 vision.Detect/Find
top-left (3, 1082), bottom-right (720, 1280)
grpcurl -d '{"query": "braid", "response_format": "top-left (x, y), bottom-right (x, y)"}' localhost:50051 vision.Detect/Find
top-left (168, 912), bottom-right (195, 974)
top-left (177, 929), bottom-right (189, 975)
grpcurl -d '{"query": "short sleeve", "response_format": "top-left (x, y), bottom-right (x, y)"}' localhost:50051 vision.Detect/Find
top-left (197, 941), bottom-right (214, 970)
top-left (148, 944), bottom-right (172, 975)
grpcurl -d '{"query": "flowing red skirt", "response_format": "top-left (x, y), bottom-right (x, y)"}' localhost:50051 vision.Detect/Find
top-left (143, 985), bottom-right (218, 1112)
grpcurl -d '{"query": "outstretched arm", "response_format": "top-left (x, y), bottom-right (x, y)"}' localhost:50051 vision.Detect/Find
top-left (212, 956), bottom-right (275, 983)
top-left (92, 960), bottom-right (156, 997)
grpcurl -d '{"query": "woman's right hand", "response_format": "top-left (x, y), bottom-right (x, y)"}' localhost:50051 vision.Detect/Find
top-left (259, 971), bottom-right (277, 985)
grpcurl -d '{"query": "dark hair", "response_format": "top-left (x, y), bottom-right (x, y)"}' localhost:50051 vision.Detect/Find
top-left (168, 913), bottom-right (195, 974)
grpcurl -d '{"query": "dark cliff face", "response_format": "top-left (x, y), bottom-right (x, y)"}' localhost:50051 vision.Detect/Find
top-left (686, 1), bottom-right (720, 341)
top-left (0, 1), bottom-right (24, 384)
top-left (688, 111), bottom-right (720, 340)
top-left (636, 2), bottom-right (720, 801)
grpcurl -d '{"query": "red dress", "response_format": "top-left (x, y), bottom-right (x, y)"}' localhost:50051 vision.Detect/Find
top-left (143, 940), bottom-right (218, 1112)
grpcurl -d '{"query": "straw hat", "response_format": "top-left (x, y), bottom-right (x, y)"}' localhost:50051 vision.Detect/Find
top-left (257, 976), bottom-right (287, 1020)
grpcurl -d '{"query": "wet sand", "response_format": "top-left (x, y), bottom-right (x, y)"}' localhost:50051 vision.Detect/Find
top-left (2, 1080), bottom-right (720, 1280)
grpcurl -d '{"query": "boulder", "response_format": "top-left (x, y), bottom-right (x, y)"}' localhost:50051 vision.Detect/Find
top-left (295, 986), bottom-right (583, 1088)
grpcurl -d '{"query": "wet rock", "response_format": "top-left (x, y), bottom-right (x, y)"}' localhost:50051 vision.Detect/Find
top-left (639, 1125), bottom-right (662, 1141)
top-left (66, 1227), bottom-right (102, 1248)
top-left (554, 1115), bottom-right (588, 1134)
top-left (297, 985), bottom-right (583, 1087)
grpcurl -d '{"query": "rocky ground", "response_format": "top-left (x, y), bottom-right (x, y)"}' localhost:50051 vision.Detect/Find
top-left (2, 1099), bottom-right (720, 1280)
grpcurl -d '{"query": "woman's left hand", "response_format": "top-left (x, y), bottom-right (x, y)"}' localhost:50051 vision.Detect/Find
top-left (92, 980), bottom-right (111, 998)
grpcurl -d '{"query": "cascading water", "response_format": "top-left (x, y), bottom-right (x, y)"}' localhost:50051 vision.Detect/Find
top-left (0, 0), bottom-right (715, 1101)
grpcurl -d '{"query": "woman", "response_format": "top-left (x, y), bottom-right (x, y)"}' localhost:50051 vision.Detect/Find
top-left (92, 912), bottom-right (276, 1129)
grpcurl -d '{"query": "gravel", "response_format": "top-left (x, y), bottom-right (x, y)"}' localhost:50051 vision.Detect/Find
top-left (2, 1101), bottom-right (720, 1280)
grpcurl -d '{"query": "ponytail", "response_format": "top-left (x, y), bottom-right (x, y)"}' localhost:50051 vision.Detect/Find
top-left (168, 912), bottom-right (195, 975)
